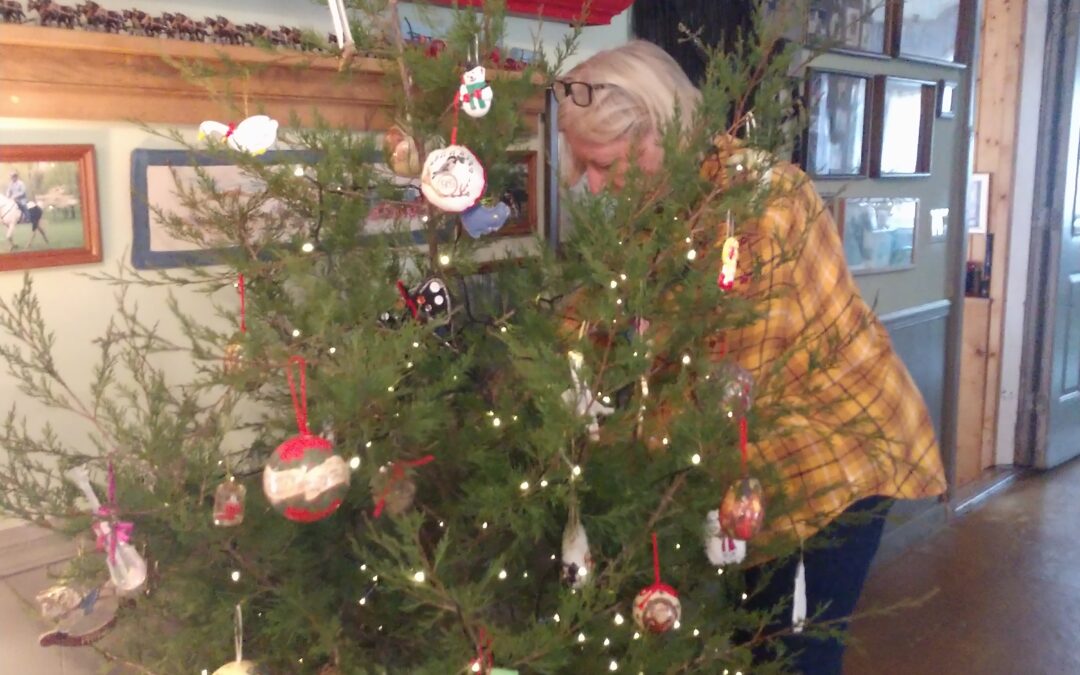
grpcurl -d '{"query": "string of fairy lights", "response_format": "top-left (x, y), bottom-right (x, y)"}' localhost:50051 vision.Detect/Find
top-left (208, 202), bottom-right (749, 673)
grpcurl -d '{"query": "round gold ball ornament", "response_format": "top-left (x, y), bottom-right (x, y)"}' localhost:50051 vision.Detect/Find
top-left (212, 662), bottom-right (269, 675)
top-left (383, 125), bottom-right (421, 178)
top-left (213, 604), bottom-right (268, 675)
top-left (222, 340), bottom-right (245, 375)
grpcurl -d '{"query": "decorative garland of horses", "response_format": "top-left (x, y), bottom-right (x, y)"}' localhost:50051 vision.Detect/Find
top-left (1, 1), bottom-right (537, 69)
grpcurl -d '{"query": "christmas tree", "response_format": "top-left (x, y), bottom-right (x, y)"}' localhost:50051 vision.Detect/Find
top-left (0, 2), bottom-right (904, 673)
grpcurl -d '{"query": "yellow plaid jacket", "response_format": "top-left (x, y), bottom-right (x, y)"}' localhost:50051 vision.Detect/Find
top-left (698, 144), bottom-right (947, 543)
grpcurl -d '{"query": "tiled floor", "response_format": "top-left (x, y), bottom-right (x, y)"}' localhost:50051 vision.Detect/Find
top-left (846, 457), bottom-right (1080, 674)
top-left (4, 459), bottom-right (1080, 674)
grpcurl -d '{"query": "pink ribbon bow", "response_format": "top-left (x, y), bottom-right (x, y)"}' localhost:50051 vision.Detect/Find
top-left (92, 463), bottom-right (133, 564)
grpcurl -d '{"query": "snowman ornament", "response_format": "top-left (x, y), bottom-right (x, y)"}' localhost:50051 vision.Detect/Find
top-left (459, 64), bottom-right (493, 119)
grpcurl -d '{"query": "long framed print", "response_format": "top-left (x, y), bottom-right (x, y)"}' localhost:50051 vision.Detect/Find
top-left (130, 148), bottom-right (315, 270)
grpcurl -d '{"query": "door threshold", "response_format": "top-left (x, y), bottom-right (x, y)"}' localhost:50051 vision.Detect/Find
top-left (950, 466), bottom-right (1022, 516)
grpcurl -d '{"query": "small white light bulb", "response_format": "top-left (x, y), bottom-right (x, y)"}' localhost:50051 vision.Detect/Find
top-left (674, 620), bottom-right (681, 630)
top-left (572, 465), bottom-right (582, 477)
top-left (366, 441), bottom-right (373, 448)
top-left (413, 571), bottom-right (426, 583)
top-left (230, 570), bottom-right (240, 582)
top-left (693, 628), bottom-right (700, 636)
top-left (294, 165), bottom-right (305, 177)
top-left (360, 564), bottom-right (367, 571)
top-left (540, 479), bottom-right (548, 487)
top-left (686, 249), bottom-right (698, 261)
top-left (578, 632), bottom-right (586, 643)
top-left (359, 597), bottom-right (367, 605)
top-left (603, 637), bottom-right (611, 647)
top-left (662, 437), bottom-right (670, 446)
top-left (741, 593), bottom-right (748, 600)
top-left (498, 569), bottom-right (508, 580)
top-left (472, 662), bottom-right (482, 673)
top-left (291, 329), bottom-right (301, 337)
top-left (610, 280), bottom-right (618, 289)
top-left (520, 481), bottom-right (529, 491)
top-left (329, 346), bottom-right (337, 355)
top-left (609, 660), bottom-right (618, 671)
top-left (553, 613), bottom-right (561, 623)
top-left (633, 631), bottom-right (641, 640)
top-left (349, 456), bottom-right (361, 469)
top-left (492, 417), bottom-right (502, 427)
top-left (301, 242), bottom-right (315, 253)
top-left (482, 521), bottom-right (489, 529)
top-left (681, 354), bottom-right (692, 365)
top-left (614, 613), bottom-right (625, 626)
top-left (439, 254), bottom-right (451, 266)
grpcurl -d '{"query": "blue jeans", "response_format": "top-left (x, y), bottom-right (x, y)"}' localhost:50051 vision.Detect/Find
top-left (744, 496), bottom-right (892, 674)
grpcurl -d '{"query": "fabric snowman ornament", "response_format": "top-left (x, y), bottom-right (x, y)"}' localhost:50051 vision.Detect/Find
top-left (703, 509), bottom-right (747, 566)
top-left (459, 64), bottom-right (493, 118)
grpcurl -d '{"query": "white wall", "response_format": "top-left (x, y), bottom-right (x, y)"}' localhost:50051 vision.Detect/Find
top-left (0, 4), bottom-right (630, 530)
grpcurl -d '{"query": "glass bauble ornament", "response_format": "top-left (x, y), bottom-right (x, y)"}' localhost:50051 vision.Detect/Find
top-left (719, 476), bottom-right (765, 540)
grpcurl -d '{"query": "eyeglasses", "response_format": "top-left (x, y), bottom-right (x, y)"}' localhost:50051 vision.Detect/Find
top-left (550, 80), bottom-right (613, 107)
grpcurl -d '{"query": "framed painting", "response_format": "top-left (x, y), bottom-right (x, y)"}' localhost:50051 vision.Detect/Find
top-left (806, 0), bottom-right (890, 57)
top-left (0, 144), bottom-right (102, 272)
top-left (836, 196), bottom-right (919, 273)
top-left (894, 0), bottom-right (963, 65)
top-left (130, 148), bottom-right (314, 269)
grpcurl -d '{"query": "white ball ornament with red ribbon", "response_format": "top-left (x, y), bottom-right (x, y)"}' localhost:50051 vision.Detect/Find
top-left (632, 532), bottom-right (682, 634)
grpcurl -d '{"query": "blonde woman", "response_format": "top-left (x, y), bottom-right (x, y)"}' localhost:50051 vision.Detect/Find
top-left (556, 40), bottom-right (946, 673)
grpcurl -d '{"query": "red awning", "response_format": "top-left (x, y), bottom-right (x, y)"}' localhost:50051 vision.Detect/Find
top-left (425, 0), bottom-right (633, 26)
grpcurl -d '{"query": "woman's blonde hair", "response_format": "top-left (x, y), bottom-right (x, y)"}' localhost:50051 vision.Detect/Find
top-left (558, 40), bottom-right (702, 184)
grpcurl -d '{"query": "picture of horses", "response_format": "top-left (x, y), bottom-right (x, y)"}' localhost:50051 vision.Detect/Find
top-left (0, 159), bottom-right (83, 252)
top-left (0, 144), bottom-right (101, 272)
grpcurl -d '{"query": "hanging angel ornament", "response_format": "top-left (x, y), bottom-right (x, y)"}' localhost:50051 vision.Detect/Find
top-left (561, 350), bottom-right (614, 441)
top-left (66, 465), bottom-right (147, 594)
top-left (198, 115), bottom-right (279, 156)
